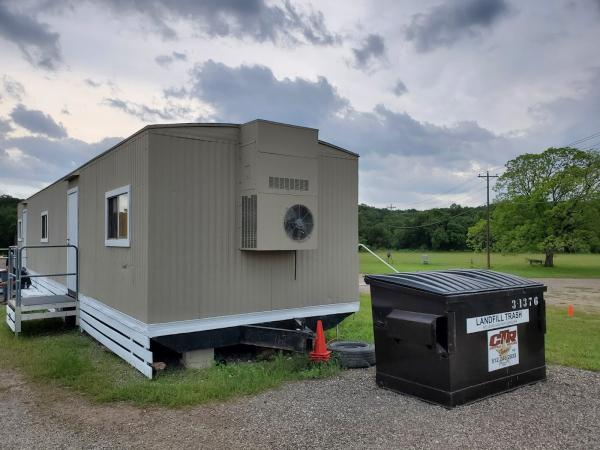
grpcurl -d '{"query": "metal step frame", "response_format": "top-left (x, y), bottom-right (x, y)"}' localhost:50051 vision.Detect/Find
top-left (5, 245), bottom-right (79, 335)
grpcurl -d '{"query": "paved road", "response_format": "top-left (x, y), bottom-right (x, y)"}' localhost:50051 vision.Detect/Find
top-left (1, 365), bottom-right (599, 449)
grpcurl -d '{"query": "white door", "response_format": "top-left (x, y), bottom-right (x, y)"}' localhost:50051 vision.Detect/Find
top-left (21, 209), bottom-right (27, 267)
top-left (67, 188), bottom-right (78, 293)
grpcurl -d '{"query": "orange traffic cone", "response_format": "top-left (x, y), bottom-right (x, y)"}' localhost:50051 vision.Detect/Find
top-left (567, 304), bottom-right (574, 317)
top-left (309, 320), bottom-right (331, 362)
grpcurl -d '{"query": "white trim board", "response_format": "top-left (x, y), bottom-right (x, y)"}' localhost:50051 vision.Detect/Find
top-left (145, 302), bottom-right (360, 337)
top-left (40, 210), bottom-right (48, 243)
top-left (104, 184), bottom-right (131, 247)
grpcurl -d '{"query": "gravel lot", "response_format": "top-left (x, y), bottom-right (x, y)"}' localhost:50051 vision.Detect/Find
top-left (1, 365), bottom-right (599, 449)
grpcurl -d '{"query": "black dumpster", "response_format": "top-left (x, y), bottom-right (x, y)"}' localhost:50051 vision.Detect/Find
top-left (365, 270), bottom-right (547, 408)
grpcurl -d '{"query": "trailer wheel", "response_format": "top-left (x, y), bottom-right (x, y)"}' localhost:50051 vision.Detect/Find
top-left (328, 341), bottom-right (375, 368)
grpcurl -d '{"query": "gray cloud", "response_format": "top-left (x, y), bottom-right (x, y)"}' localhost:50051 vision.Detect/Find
top-left (172, 51), bottom-right (186, 61)
top-left (0, 117), bottom-right (13, 133)
top-left (352, 34), bottom-right (385, 70)
top-left (406, 0), bottom-right (511, 52)
top-left (188, 61), bottom-right (504, 163)
top-left (103, 97), bottom-right (192, 121)
top-left (526, 68), bottom-right (600, 151)
top-left (0, 134), bottom-right (121, 190)
top-left (155, 51), bottom-right (187, 67)
top-left (163, 86), bottom-right (188, 98)
top-left (10, 104), bottom-right (67, 138)
top-left (0, 110), bottom-right (120, 191)
top-left (74, 0), bottom-right (339, 46)
top-left (190, 60), bottom-right (348, 127)
top-left (84, 78), bottom-right (101, 88)
top-left (0, 2), bottom-right (62, 70)
top-left (393, 80), bottom-right (408, 96)
top-left (1, 75), bottom-right (26, 101)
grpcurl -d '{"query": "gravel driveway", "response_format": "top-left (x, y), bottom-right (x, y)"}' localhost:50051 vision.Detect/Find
top-left (1, 365), bottom-right (599, 449)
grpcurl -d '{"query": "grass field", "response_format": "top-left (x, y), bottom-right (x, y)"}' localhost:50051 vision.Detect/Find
top-left (360, 251), bottom-right (600, 278)
top-left (1, 292), bottom-right (599, 407)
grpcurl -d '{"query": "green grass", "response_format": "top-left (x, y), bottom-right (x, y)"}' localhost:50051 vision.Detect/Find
top-left (2, 292), bottom-right (598, 408)
top-left (0, 310), bottom-right (339, 407)
top-left (545, 307), bottom-right (600, 371)
top-left (332, 294), bottom-right (600, 371)
top-left (360, 250), bottom-right (600, 278)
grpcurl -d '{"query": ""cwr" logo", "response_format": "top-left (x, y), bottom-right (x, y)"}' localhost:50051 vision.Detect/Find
top-left (489, 329), bottom-right (517, 347)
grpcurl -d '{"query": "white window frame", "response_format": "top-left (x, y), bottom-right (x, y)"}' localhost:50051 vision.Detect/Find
top-left (40, 210), bottom-right (49, 243)
top-left (105, 184), bottom-right (131, 248)
top-left (17, 219), bottom-right (23, 242)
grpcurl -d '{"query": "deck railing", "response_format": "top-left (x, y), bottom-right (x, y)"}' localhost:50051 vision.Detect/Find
top-left (7, 244), bottom-right (79, 308)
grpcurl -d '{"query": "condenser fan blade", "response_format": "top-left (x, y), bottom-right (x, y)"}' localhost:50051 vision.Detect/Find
top-left (284, 204), bottom-right (314, 242)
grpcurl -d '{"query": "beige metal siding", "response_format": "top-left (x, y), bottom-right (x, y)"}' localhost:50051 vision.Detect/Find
top-left (147, 129), bottom-right (358, 324)
top-left (76, 132), bottom-right (150, 322)
top-left (18, 181), bottom-right (68, 284)
top-left (21, 132), bottom-right (150, 321)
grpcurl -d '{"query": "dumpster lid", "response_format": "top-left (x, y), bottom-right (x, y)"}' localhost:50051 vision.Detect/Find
top-left (364, 269), bottom-right (544, 295)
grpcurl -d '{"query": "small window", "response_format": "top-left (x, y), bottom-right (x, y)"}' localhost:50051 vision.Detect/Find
top-left (40, 211), bottom-right (48, 243)
top-left (17, 219), bottom-right (23, 241)
top-left (105, 185), bottom-right (130, 247)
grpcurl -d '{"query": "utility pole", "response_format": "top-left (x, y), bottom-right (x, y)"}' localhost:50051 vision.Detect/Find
top-left (387, 204), bottom-right (396, 210)
top-left (478, 171), bottom-right (499, 269)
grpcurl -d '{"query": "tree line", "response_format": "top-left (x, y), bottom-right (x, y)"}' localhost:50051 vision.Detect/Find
top-left (0, 195), bottom-right (20, 249)
top-left (359, 203), bottom-right (486, 250)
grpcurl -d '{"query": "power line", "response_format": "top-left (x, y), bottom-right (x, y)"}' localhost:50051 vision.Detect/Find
top-left (386, 206), bottom-right (480, 230)
top-left (566, 130), bottom-right (600, 147)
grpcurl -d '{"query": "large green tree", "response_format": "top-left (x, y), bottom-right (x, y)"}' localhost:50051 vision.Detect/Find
top-left (0, 195), bottom-right (21, 249)
top-left (492, 147), bottom-right (600, 266)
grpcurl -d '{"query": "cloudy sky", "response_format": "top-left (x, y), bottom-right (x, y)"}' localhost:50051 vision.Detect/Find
top-left (1, 0), bottom-right (600, 208)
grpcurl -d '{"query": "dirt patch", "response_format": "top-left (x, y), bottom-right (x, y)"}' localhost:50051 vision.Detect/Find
top-left (535, 278), bottom-right (600, 313)
top-left (360, 275), bottom-right (600, 313)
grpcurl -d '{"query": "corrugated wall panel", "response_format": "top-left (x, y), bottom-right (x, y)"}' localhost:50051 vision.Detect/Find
top-left (18, 181), bottom-right (68, 284)
top-left (147, 130), bottom-right (358, 324)
top-left (77, 132), bottom-right (149, 322)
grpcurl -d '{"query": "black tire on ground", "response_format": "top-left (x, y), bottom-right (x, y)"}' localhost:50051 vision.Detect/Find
top-left (327, 341), bottom-right (376, 369)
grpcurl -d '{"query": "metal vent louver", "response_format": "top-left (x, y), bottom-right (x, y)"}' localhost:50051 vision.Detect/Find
top-left (269, 176), bottom-right (309, 191)
top-left (283, 204), bottom-right (314, 241)
top-left (241, 195), bottom-right (257, 248)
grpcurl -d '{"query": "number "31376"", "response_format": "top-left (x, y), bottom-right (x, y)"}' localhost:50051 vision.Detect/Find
top-left (512, 296), bottom-right (539, 309)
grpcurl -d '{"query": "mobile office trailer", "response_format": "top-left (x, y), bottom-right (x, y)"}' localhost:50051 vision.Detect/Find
top-left (14, 120), bottom-right (359, 377)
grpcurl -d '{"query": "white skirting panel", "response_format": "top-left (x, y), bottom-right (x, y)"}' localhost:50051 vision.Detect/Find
top-left (5, 306), bottom-right (15, 332)
top-left (79, 297), bottom-right (153, 378)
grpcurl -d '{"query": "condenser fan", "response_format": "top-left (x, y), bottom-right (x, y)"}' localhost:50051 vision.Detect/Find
top-left (284, 204), bottom-right (314, 241)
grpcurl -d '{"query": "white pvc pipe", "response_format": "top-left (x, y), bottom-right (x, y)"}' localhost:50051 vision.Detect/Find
top-left (358, 243), bottom-right (400, 273)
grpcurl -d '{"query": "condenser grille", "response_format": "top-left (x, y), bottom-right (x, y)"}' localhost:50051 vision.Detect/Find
top-left (241, 195), bottom-right (257, 248)
top-left (269, 176), bottom-right (309, 191)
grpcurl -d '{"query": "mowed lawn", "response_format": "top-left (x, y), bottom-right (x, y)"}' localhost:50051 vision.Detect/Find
top-left (360, 251), bottom-right (600, 278)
